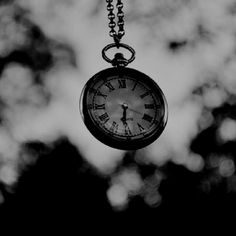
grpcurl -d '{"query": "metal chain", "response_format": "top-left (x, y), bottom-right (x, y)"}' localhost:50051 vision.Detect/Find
top-left (103, 0), bottom-right (135, 66)
top-left (106, 0), bottom-right (125, 44)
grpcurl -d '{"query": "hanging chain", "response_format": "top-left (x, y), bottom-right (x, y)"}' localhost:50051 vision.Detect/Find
top-left (103, 0), bottom-right (135, 66)
top-left (106, 0), bottom-right (125, 44)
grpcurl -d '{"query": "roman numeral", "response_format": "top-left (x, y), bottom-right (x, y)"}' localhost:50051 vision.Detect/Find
top-left (142, 114), bottom-right (153, 123)
top-left (105, 82), bottom-right (115, 92)
top-left (96, 90), bottom-right (107, 99)
top-left (94, 104), bottom-right (105, 110)
top-left (132, 82), bottom-right (138, 91)
top-left (118, 79), bottom-right (126, 89)
top-left (110, 121), bottom-right (119, 133)
top-left (99, 113), bottom-right (109, 123)
top-left (145, 103), bottom-right (155, 109)
top-left (124, 124), bottom-right (132, 136)
top-left (140, 91), bottom-right (149, 99)
top-left (137, 123), bottom-right (145, 132)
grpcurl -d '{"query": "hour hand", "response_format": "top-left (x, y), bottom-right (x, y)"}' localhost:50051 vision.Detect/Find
top-left (121, 103), bottom-right (128, 124)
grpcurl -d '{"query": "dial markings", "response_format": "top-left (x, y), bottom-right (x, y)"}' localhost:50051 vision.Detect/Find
top-left (99, 113), bottom-right (110, 123)
top-left (118, 79), bottom-right (126, 89)
top-left (124, 124), bottom-right (132, 136)
top-left (90, 88), bottom-right (107, 98)
top-left (97, 90), bottom-right (107, 99)
top-left (110, 121), bottom-right (119, 133)
top-left (142, 113), bottom-right (153, 123)
top-left (140, 91), bottom-right (150, 99)
top-left (105, 82), bottom-right (115, 92)
top-left (145, 103), bottom-right (155, 109)
top-left (137, 123), bottom-right (145, 132)
top-left (132, 82), bottom-right (138, 91)
top-left (88, 74), bottom-right (164, 141)
top-left (94, 103), bottom-right (105, 110)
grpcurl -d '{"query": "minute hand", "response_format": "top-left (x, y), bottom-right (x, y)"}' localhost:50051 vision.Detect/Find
top-left (128, 107), bottom-right (143, 116)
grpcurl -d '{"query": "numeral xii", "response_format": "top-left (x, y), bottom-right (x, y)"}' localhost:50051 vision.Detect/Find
top-left (118, 79), bottom-right (126, 88)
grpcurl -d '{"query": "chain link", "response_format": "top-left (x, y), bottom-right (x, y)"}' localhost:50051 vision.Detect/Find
top-left (103, 0), bottom-right (135, 66)
top-left (106, 0), bottom-right (125, 44)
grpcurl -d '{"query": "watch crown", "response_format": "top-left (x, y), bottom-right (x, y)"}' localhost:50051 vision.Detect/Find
top-left (112, 53), bottom-right (128, 67)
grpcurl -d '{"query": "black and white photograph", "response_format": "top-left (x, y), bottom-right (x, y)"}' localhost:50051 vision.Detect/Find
top-left (0, 0), bottom-right (236, 233)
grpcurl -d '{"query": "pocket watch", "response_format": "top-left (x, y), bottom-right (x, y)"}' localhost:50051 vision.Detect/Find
top-left (79, 0), bottom-right (168, 150)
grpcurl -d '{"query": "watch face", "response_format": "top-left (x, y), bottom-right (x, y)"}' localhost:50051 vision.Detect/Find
top-left (80, 67), bottom-right (168, 150)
